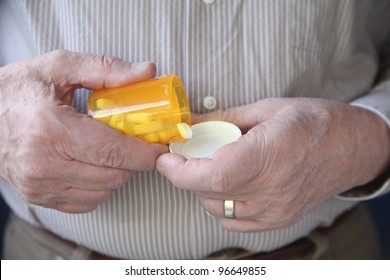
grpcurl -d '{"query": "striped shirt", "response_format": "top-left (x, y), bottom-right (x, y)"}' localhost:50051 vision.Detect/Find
top-left (0, 0), bottom-right (389, 259)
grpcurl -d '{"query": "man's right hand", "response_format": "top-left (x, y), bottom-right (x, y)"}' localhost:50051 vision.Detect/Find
top-left (0, 50), bottom-right (168, 213)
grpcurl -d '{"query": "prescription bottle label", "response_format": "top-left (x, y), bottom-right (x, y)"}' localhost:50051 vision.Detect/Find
top-left (88, 75), bottom-right (192, 144)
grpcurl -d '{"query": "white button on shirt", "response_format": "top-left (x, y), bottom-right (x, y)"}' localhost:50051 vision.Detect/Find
top-left (203, 96), bottom-right (217, 110)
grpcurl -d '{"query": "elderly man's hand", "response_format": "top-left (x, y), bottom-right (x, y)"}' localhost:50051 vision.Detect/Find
top-left (0, 50), bottom-right (168, 213)
top-left (157, 98), bottom-right (390, 232)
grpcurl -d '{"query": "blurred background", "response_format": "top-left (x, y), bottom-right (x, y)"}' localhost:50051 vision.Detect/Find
top-left (367, 196), bottom-right (390, 259)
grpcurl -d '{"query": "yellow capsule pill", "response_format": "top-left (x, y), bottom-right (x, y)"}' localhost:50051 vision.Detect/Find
top-left (114, 121), bottom-right (125, 132)
top-left (177, 123), bottom-right (192, 139)
top-left (108, 113), bottom-right (125, 132)
top-left (133, 121), bottom-right (165, 135)
top-left (95, 98), bottom-right (117, 110)
top-left (140, 133), bottom-right (160, 143)
top-left (109, 113), bottom-right (120, 126)
top-left (158, 131), bottom-right (171, 144)
top-left (94, 114), bottom-right (112, 124)
top-left (123, 123), bottom-right (134, 135)
top-left (125, 112), bottom-right (153, 124)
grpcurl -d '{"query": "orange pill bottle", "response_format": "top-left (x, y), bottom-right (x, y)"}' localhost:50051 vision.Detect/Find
top-left (88, 74), bottom-right (192, 144)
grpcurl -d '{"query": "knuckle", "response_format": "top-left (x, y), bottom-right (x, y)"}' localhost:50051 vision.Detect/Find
top-left (98, 144), bottom-right (125, 167)
top-left (49, 49), bottom-right (70, 60)
top-left (100, 54), bottom-right (119, 70)
top-left (46, 50), bottom-right (73, 71)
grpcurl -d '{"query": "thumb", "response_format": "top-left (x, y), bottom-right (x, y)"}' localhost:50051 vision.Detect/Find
top-left (44, 50), bottom-right (156, 90)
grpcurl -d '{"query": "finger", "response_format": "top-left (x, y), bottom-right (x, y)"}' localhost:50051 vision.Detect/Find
top-left (218, 213), bottom-right (294, 232)
top-left (217, 203), bottom-right (298, 232)
top-left (44, 50), bottom-right (156, 89)
top-left (199, 197), bottom-right (260, 220)
top-left (30, 187), bottom-right (113, 213)
top-left (44, 187), bottom-right (113, 205)
top-left (199, 197), bottom-right (237, 219)
top-left (218, 219), bottom-right (267, 232)
top-left (157, 135), bottom-right (259, 192)
top-left (199, 195), bottom-right (279, 232)
top-left (62, 111), bottom-right (168, 170)
top-left (47, 200), bottom-right (108, 214)
top-left (156, 152), bottom-right (214, 190)
top-left (61, 160), bottom-right (134, 190)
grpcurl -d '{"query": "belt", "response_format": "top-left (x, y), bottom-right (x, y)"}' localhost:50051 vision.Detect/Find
top-left (38, 205), bottom-right (359, 260)
top-left (206, 238), bottom-right (315, 260)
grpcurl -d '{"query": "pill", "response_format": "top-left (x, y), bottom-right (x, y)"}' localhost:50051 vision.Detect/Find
top-left (109, 114), bottom-right (119, 126)
top-left (139, 133), bottom-right (160, 143)
top-left (177, 123), bottom-right (192, 139)
top-left (158, 131), bottom-right (171, 144)
top-left (123, 123), bottom-right (134, 135)
top-left (125, 112), bottom-right (153, 124)
top-left (96, 98), bottom-right (117, 110)
top-left (109, 113), bottom-right (125, 131)
top-left (94, 114), bottom-right (112, 124)
top-left (133, 121), bottom-right (165, 135)
top-left (114, 121), bottom-right (125, 132)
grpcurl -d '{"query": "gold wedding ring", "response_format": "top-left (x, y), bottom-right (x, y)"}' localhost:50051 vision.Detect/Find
top-left (224, 200), bottom-right (235, 219)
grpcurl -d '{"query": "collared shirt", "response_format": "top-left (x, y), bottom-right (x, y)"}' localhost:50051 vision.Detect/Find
top-left (0, 0), bottom-right (389, 259)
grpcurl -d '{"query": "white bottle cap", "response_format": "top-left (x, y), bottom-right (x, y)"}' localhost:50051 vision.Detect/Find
top-left (169, 121), bottom-right (242, 159)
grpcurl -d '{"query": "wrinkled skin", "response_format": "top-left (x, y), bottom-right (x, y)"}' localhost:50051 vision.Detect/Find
top-left (157, 98), bottom-right (390, 232)
top-left (0, 50), bottom-right (168, 213)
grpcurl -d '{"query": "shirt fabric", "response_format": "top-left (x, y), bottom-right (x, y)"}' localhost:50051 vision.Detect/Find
top-left (0, 0), bottom-right (389, 259)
